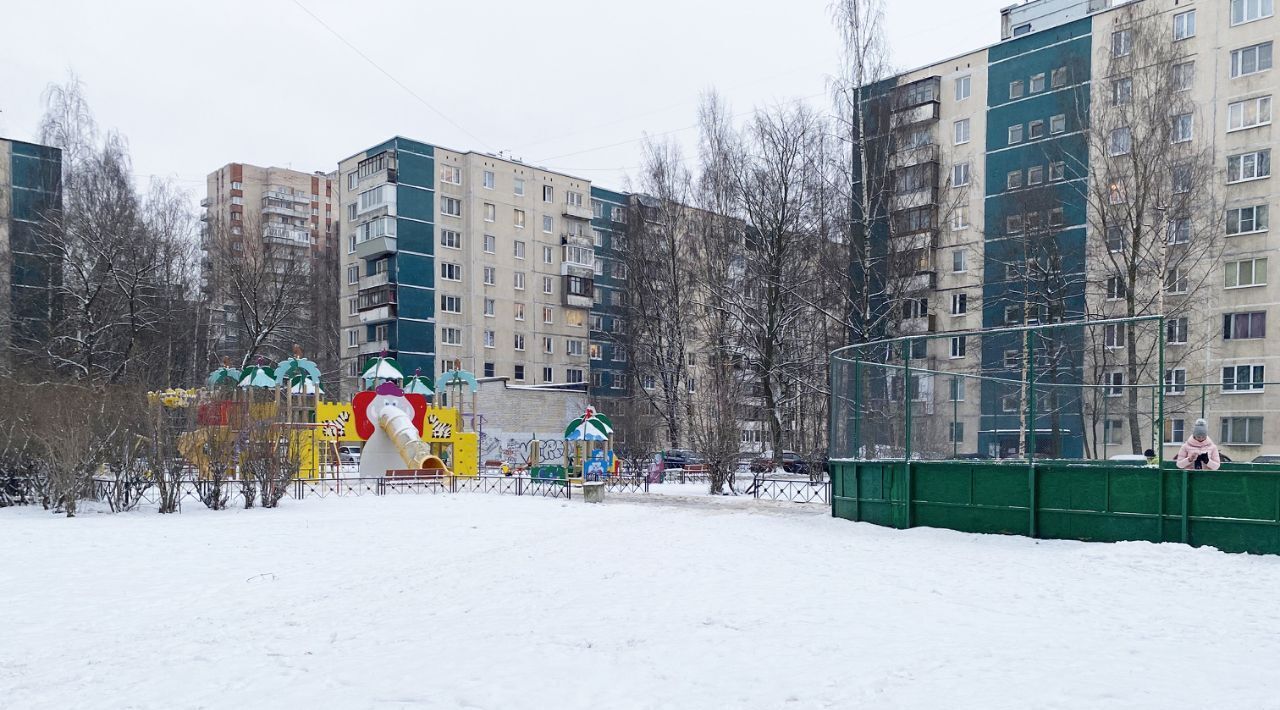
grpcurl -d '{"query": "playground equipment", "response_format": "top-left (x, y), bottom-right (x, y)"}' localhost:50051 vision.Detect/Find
top-left (564, 407), bottom-right (615, 481)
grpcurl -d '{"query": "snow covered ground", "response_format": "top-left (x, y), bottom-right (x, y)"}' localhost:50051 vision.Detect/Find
top-left (4, 493), bottom-right (1280, 709)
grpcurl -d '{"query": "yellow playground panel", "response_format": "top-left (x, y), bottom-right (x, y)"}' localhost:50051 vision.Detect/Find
top-left (314, 401), bottom-right (478, 479)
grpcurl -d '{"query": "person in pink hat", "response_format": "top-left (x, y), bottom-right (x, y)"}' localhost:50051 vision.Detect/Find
top-left (1176, 418), bottom-right (1221, 471)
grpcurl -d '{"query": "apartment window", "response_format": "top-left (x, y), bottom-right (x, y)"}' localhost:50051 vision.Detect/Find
top-left (440, 294), bottom-right (462, 313)
top-left (1165, 268), bottom-right (1188, 294)
top-left (612, 206), bottom-right (627, 223)
top-left (1048, 207), bottom-right (1065, 227)
top-left (952, 207), bottom-right (968, 231)
top-left (541, 245), bottom-right (554, 264)
top-left (1002, 393), bottom-right (1020, 413)
top-left (1049, 161), bottom-right (1065, 181)
top-left (1227, 150), bottom-right (1271, 183)
top-left (542, 215), bottom-right (554, 234)
top-left (1051, 66), bottom-right (1068, 89)
top-left (483, 298), bottom-right (495, 317)
top-left (483, 234), bottom-right (496, 253)
top-left (1228, 96), bottom-right (1272, 131)
top-left (1104, 323), bottom-right (1126, 349)
top-left (643, 375), bottom-right (656, 390)
top-left (513, 178), bottom-right (525, 197)
top-left (952, 249), bottom-right (967, 273)
top-left (1232, 42), bottom-right (1274, 78)
top-left (953, 119), bottom-right (971, 145)
top-left (1108, 179), bottom-right (1127, 204)
top-left (1222, 417), bottom-right (1265, 445)
top-left (949, 377), bottom-right (965, 402)
top-left (1105, 371), bottom-right (1125, 397)
top-left (1171, 114), bottom-right (1193, 143)
top-left (542, 336), bottom-right (554, 354)
top-left (440, 262), bottom-right (462, 282)
top-left (543, 367), bottom-right (554, 383)
top-left (566, 339), bottom-right (584, 357)
top-left (1165, 418), bottom-right (1186, 444)
top-left (483, 266), bottom-right (496, 286)
top-left (950, 336), bottom-right (967, 359)
top-left (1028, 165), bottom-right (1044, 185)
top-left (613, 349), bottom-right (626, 363)
top-left (1028, 120), bottom-right (1045, 140)
top-left (542, 276), bottom-right (554, 295)
top-left (1007, 170), bottom-right (1023, 190)
top-left (513, 364), bottom-right (525, 381)
top-left (514, 333), bottom-right (526, 351)
top-left (347, 234), bottom-right (357, 253)
top-left (1172, 164), bottom-right (1193, 193)
top-left (542, 185), bottom-right (554, 203)
top-left (1227, 205), bottom-right (1269, 235)
top-left (1226, 258), bottom-right (1268, 288)
top-left (1223, 364), bottom-right (1266, 392)
top-left (589, 343), bottom-right (602, 361)
top-left (513, 209), bottom-right (526, 228)
top-left (441, 327), bottom-right (462, 346)
top-left (1167, 317), bottom-right (1189, 344)
top-left (1105, 225), bottom-right (1124, 252)
top-left (513, 240), bottom-right (526, 259)
top-left (1005, 215), bottom-right (1023, 235)
top-left (1110, 78), bottom-right (1133, 108)
top-left (440, 229), bottom-right (461, 249)
top-left (514, 303), bottom-right (525, 321)
top-left (1224, 311), bottom-right (1267, 339)
top-left (1232, 0), bottom-right (1274, 25)
top-left (483, 170), bottom-right (495, 190)
top-left (566, 191), bottom-right (583, 208)
top-left (592, 229), bottom-right (605, 248)
top-left (1030, 73), bottom-right (1046, 93)
top-left (513, 271), bottom-right (525, 290)
top-left (1112, 29), bottom-right (1132, 57)
top-left (441, 196), bottom-right (462, 217)
top-left (1008, 124), bottom-right (1024, 145)
top-left (1109, 127), bottom-right (1131, 156)
top-left (592, 199), bottom-right (605, 219)
top-left (1104, 420), bottom-right (1125, 445)
top-left (440, 165), bottom-right (462, 184)
top-left (951, 293), bottom-right (967, 315)
top-left (565, 369), bottom-right (584, 385)
top-left (1165, 368), bottom-right (1187, 395)
top-left (346, 264), bottom-right (359, 284)
top-left (590, 371), bottom-right (603, 389)
top-left (1047, 114), bottom-right (1066, 136)
top-left (952, 162), bottom-right (970, 187)
top-left (1173, 10), bottom-right (1196, 40)
top-left (1009, 80), bottom-right (1024, 100)
top-left (347, 329), bottom-right (357, 348)
top-left (954, 75), bottom-right (971, 101)
top-left (347, 297), bottom-right (357, 316)
top-left (482, 203), bottom-right (496, 223)
top-left (542, 305), bottom-right (554, 325)
top-left (590, 314), bottom-right (603, 331)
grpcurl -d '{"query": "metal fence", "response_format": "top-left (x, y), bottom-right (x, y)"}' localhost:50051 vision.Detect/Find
top-left (750, 476), bottom-right (832, 505)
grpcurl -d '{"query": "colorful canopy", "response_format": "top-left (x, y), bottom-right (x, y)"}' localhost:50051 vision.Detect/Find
top-left (288, 374), bottom-right (324, 395)
top-left (437, 369), bottom-right (478, 393)
top-left (238, 364), bottom-right (276, 389)
top-left (275, 349), bottom-right (322, 390)
top-left (206, 362), bottom-right (241, 388)
top-left (564, 407), bottom-right (613, 441)
top-left (403, 369), bottom-right (434, 395)
top-left (361, 354), bottom-right (404, 387)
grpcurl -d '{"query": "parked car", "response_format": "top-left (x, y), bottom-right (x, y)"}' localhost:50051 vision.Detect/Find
top-left (1251, 455), bottom-right (1280, 464)
top-left (752, 451), bottom-right (818, 475)
top-left (338, 445), bottom-right (362, 465)
top-left (659, 449), bottom-right (702, 469)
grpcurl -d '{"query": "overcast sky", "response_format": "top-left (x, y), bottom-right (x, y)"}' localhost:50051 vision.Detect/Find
top-left (0, 0), bottom-right (1012, 201)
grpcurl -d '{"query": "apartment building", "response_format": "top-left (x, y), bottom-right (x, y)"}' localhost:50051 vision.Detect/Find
top-left (200, 162), bottom-right (340, 362)
top-left (337, 137), bottom-right (594, 396)
top-left (588, 186), bottom-right (630, 401)
top-left (0, 137), bottom-right (61, 360)
top-left (861, 0), bottom-right (1279, 460)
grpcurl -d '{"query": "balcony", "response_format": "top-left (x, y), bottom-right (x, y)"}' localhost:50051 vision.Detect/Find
top-left (358, 305), bottom-right (396, 324)
top-left (893, 101), bottom-right (940, 128)
top-left (359, 339), bottom-right (390, 356)
top-left (263, 225), bottom-right (312, 245)
top-left (358, 271), bottom-right (393, 291)
top-left (892, 188), bottom-right (939, 213)
top-left (900, 314), bottom-right (938, 335)
top-left (262, 203), bottom-right (309, 219)
top-left (890, 231), bottom-right (937, 253)
top-left (355, 235), bottom-right (397, 259)
top-left (890, 143), bottom-right (939, 170)
top-left (903, 271), bottom-right (937, 292)
top-left (562, 202), bottom-right (594, 221)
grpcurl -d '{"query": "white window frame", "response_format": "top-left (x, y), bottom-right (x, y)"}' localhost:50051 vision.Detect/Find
top-left (952, 162), bottom-right (970, 187)
top-left (953, 119), bottom-right (971, 145)
top-left (1231, 42), bottom-right (1274, 78)
top-left (1105, 371), bottom-right (1125, 397)
top-left (1231, 0), bottom-right (1275, 25)
top-left (440, 196), bottom-right (462, 218)
top-left (1227, 205), bottom-right (1269, 236)
top-left (440, 327), bottom-right (462, 346)
top-left (1223, 364), bottom-right (1266, 393)
top-left (440, 229), bottom-right (461, 249)
top-left (1171, 113), bottom-right (1193, 143)
top-left (951, 292), bottom-right (967, 315)
top-left (482, 170), bottom-right (495, 190)
top-left (483, 266), bottom-right (496, 286)
top-left (1227, 150), bottom-right (1272, 183)
top-left (1226, 257), bottom-right (1268, 288)
top-left (440, 262), bottom-right (462, 282)
top-left (1008, 124), bottom-right (1024, 145)
top-left (1228, 96), bottom-right (1273, 132)
top-left (949, 336), bottom-right (966, 359)
top-left (1172, 10), bottom-right (1196, 41)
top-left (955, 75), bottom-right (971, 101)
top-left (1165, 368), bottom-right (1187, 395)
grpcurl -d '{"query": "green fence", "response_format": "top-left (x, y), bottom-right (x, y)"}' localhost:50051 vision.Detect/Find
top-left (830, 459), bottom-right (1280, 555)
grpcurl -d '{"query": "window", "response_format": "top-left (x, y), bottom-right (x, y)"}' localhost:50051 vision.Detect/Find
top-left (542, 245), bottom-right (554, 264)
top-left (1224, 311), bottom-right (1267, 339)
top-left (951, 293), bottom-right (967, 315)
top-left (1029, 73), bottom-right (1045, 93)
top-left (566, 339), bottom-right (584, 357)
top-left (1002, 394), bottom-right (1020, 413)
top-left (542, 305), bottom-right (554, 325)
top-left (441, 327), bottom-right (462, 346)
top-left (484, 298), bottom-right (495, 317)
top-left (441, 196), bottom-right (462, 217)
top-left (1112, 30), bottom-right (1132, 57)
top-left (1227, 205), bottom-right (1269, 235)
top-left (1007, 170), bottom-right (1023, 190)
top-left (1228, 96), bottom-right (1272, 131)
top-left (1166, 218), bottom-right (1190, 245)
top-left (542, 336), bottom-right (554, 355)
top-left (1008, 124), bottom-right (1024, 144)
top-left (1004, 305), bottom-right (1022, 325)
top-left (1105, 225), bottom-right (1125, 252)
top-left (483, 234), bottom-right (496, 253)
top-left (1167, 317), bottom-right (1189, 344)
top-left (612, 206), bottom-right (627, 223)
top-left (346, 265), bottom-right (359, 285)
top-left (1227, 150), bottom-right (1271, 183)
top-left (1171, 114), bottom-right (1193, 143)
top-left (1226, 258), bottom-right (1268, 288)
top-left (513, 240), bottom-right (526, 259)
top-left (1006, 214), bottom-right (1023, 234)
top-left (1165, 418), bottom-right (1186, 444)
top-left (440, 165), bottom-right (461, 184)
top-left (513, 178), bottom-right (525, 197)
top-left (1173, 10), bottom-right (1196, 40)
top-left (1004, 349), bottom-right (1021, 369)
top-left (1027, 165), bottom-right (1044, 185)
top-left (347, 329), bottom-right (357, 348)
top-left (1222, 417), bottom-right (1265, 445)
top-left (347, 297), bottom-right (357, 316)
top-left (950, 336), bottom-right (967, 359)
top-left (1165, 268), bottom-right (1188, 294)
top-left (483, 266), bottom-right (496, 286)
top-left (589, 343), bottom-right (602, 361)
top-left (514, 303), bottom-right (525, 321)
top-left (483, 203), bottom-right (495, 222)
top-left (542, 215), bottom-right (554, 234)
top-left (952, 249), bottom-right (967, 273)
top-left (514, 333), bottom-right (526, 351)
top-left (903, 298), bottom-right (928, 319)
top-left (440, 262), bottom-right (461, 281)
top-left (1049, 161), bottom-right (1065, 181)
top-left (1104, 323), bottom-right (1126, 349)
top-left (593, 229), bottom-right (604, 247)
top-left (1109, 127), bottom-right (1131, 156)
top-left (1223, 364), bottom-right (1266, 392)
top-left (482, 170), bottom-right (495, 190)
top-left (483, 330), bottom-right (495, 349)
top-left (542, 276), bottom-right (554, 295)
top-left (513, 209), bottom-right (525, 228)
top-left (1104, 420), bottom-right (1125, 445)
top-left (1105, 371), bottom-right (1125, 397)
top-left (1165, 368), bottom-right (1187, 395)
top-left (954, 119), bottom-right (971, 145)
top-left (1009, 80), bottom-right (1024, 99)
top-left (952, 162), bottom-right (970, 187)
top-left (590, 314), bottom-right (603, 331)
top-left (1232, 42), bottom-right (1274, 78)
top-left (1051, 66), bottom-right (1068, 89)
top-left (643, 375), bottom-right (656, 390)
top-left (566, 191), bottom-right (583, 208)
top-left (1232, 0), bottom-right (1274, 25)
top-left (1047, 114), bottom-right (1066, 136)
top-left (952, 207), bottom-right (968, 231)
top-left (954, 75), bottom-right (971, 101)
top-left (542, 185), bottom-right (554, 203)
top-left (543, 367), bottom-right (554, 383)
top-left (1048, 207), bottom-right (1064, 227)
top-left (1108, 179), bottom-right (1127, 204)
top-left (949, 422), bottom-right (965, 443)
top-left (440, 229), bottom-right (461, 249)
top-left (440, 294), bottom-right (462, 313)
top-left (513, 272), bottom-right (525, 290)
top-left (590, 371), bottom-right (603, 389)
top-left (1172, 164), bottom-right (1193, 193)
top-left (1171, 62), bottom-right (1194, 93)
top-left (1028, 120), bottom-right (1045, 140)
top-left (613, 263), bottom-right (628, 280)
top-left (949, 377), bottom-right (965, 402)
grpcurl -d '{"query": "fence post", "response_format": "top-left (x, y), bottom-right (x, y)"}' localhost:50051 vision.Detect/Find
top-left (1181, 468), bottom-right (1190, 545)
top-left (853, 356), bottom-right (862, 458)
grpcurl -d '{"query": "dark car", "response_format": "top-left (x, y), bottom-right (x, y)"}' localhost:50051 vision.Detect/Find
top-left (660, 449), bottom-right (702, 469)
top-left (752, 451), bottom-right (819, 475)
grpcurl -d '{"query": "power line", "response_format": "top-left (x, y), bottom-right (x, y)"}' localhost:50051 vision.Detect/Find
top-left (288, 0), bottom-right (489, 150)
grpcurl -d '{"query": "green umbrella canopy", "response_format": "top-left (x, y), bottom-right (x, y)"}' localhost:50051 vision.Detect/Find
top-left (403, 368), bottom-right (434, 395)
top-left (361, 352), bottom-right (404, 388)
top-left (239, 361), bottom-right (277, 389)
top-left (275, 345), bottom-right (322, 388)
top-left (288, 374), bottom-right (324, 395)
top-left (206, 356), bottom-right (241, 388)
top-left (564, 406), bottom-right (613, 440)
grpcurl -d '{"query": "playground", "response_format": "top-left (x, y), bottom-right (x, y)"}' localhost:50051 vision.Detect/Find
top-left (3, 493), bottom-right (1280, 709)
